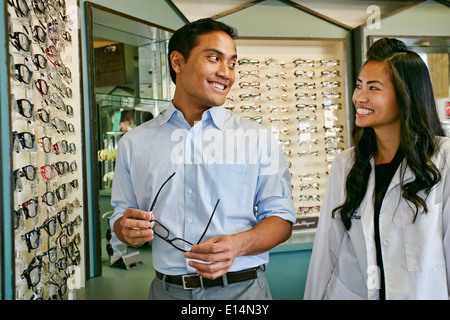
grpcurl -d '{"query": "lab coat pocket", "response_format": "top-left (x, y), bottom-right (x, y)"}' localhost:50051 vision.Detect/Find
top-left (324, 272), bottom-right (365, 300)
top-left (206, 164), bottom-right (251, 211)
top-left (401, 202), bottom-right (445, 272)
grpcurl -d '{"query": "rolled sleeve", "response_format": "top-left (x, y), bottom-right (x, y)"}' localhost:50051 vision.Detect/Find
top-left (255, 143), bottom-right (296, 225)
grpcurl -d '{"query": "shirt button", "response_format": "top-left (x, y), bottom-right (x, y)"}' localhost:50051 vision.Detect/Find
top-left (383, 239), bottom-right (391, 247)
top-left (188, 218), bottom-right (193, 224)
top-left (187, 161), bottom-right (193, 165)
top-left (187, 189), bottom-right (192, 194)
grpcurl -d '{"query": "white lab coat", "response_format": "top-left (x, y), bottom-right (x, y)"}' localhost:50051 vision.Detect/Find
top-left (304, 136), bottom-right (450, 300)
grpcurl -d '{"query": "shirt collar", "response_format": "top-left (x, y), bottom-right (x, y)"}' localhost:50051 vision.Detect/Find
top-left (159, 101), bottom-right (226, 130)
top-left (203, 105), bottom-right (226, 130)
top-left (159, 102), bottom-right (179, 126)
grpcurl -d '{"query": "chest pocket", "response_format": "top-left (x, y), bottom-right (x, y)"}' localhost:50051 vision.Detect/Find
top-left (206, 164), bottom-right (252, 211)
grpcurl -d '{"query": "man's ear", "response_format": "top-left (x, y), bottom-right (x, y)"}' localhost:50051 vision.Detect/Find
top-left (170, 51), bottom-right (184, 74)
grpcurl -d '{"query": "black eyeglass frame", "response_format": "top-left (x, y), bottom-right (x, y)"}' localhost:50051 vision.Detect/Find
top-left (148, 172), bottom-right (220, 253)
top-left (23, 227), bottom-right (41, 252)
top-left (21, 256), bottom-right (44, 289)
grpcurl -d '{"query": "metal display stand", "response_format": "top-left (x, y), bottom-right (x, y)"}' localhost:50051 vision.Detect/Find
top-left (109, 252), bottom-right (144, 270)
top-left (8, 0), bottom-right (85, 300)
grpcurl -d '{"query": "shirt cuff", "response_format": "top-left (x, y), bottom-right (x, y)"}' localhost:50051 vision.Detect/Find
top-left (257, 197), bottom-right (296, 224)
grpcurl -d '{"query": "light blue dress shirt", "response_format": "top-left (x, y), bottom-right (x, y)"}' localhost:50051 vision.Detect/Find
top-left (110, 102), bottom-right (295, 275)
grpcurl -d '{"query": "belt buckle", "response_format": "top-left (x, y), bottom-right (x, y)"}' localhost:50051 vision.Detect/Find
top-left (182, 274), bottom-right (204, 290)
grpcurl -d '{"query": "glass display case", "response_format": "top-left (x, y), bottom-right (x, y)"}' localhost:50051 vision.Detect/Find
top-left (87, 3), bottom-right (175, 271)
top-left (95, 94), bottom-right (171, 266)
top-left (95, 93), bottom-right (171, 190)
top-left (92, 5), bottom-right (174, 192)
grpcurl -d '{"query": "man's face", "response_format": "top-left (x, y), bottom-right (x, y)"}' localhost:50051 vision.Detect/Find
top-left (172, 31), bottom-right (237, 110)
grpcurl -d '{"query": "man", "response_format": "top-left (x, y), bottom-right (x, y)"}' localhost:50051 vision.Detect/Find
top-left (110, 18), bottom-right (295, 300)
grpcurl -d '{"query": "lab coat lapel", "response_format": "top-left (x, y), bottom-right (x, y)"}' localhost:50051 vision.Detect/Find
top-left (385, 159), bottom-right (414, 195)
top-left (344, 158), bottom-right (372, 293)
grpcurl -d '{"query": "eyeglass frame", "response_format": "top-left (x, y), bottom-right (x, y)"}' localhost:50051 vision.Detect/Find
top-left (16, 98), bottom-right (34, 119)
top-left (150, 198), bottom-right (220, 253)
top-left (147, 172), bottom-right (220, 253)
top-left (13, 63), bottom-right (32, 84)
top-left (14, 131), bottom-right (36, 150)
top-left (15, 164), bottom-right (37, 181)
top-left (21, 255), bottom-right (44, 289)
top-left (23, 227), bottom-right (41, 252)
top-left (19, 197), bottom-right (39, 219)
top-left (10, 31), bottom-right (31, 52)
top-left (47, 272), bottom-right (67, 300)
top-left (40, 217), bottom-right (57, 237)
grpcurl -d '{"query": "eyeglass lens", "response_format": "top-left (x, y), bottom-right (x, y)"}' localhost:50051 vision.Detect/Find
top-left (33, 25), bottom-right (46, 43)
top-left (17, 131), bottom-right (35, 149)
top-left (150, 199), bottom-right (220, 253)
top-left (14, 64), bottom-right (32, 84)
top-left (16, 99), bottom-right (34, 118)
top-left (36, 108), bottom-right (50, 123)
top-left (21, 264), bottom-right (41, 289)
top-left (21, 164), bottom-right (37, 180)
top-left (151, 221), bottom-right (193, 252)
top-left (42, 217), bottom-right (57, 236)
top-left (24, 229), bottom-right (40, 252)
top-left (10, 31), bottom-right (31, 52)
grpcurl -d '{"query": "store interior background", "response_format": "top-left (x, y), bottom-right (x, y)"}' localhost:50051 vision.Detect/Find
top-left (1, 0), bottom-right (449, 300)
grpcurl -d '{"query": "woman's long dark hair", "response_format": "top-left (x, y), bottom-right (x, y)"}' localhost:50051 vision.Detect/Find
top-left (333, 38), bottom-right (445, 230)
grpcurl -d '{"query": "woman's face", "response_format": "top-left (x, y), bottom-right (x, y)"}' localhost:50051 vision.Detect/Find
top-left (353, 60), bottom-right (400, 134)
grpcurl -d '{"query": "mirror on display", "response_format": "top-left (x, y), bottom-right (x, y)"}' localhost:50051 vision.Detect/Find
top-left (84, 4), bottom-right (450, 279)
top-left (86, 3), bottom-right (174, 274)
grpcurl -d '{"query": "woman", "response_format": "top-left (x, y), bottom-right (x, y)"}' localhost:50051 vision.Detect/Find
top-left (304, 38), bottom-right (450, 300)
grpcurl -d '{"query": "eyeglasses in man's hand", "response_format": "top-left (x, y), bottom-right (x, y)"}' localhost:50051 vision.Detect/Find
top-left (148, 173), bottom-right (220, 252)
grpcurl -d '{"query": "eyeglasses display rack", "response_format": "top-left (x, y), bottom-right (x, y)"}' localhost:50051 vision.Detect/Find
top-left (7, 0), bottom-right (84, 300)
top-left (227, 38), bottom-right (349, 231)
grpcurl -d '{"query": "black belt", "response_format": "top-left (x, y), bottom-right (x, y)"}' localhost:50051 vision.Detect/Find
top-left (156, 267), bottom-right (258, 290)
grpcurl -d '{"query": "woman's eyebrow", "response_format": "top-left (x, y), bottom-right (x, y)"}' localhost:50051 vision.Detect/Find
top-left (368, 80), bottom-right (384, 86)
top-left (357, 78), bottom-right (384, 86)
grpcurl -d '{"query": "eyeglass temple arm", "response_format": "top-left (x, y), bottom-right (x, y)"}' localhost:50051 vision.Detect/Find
top-left (148, 172), bottom-right (176, 213)
top-left (197, 199), bottom-right (220, 245)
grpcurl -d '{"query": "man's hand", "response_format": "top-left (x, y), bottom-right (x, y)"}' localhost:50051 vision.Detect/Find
top-left (114, 208), bottom-right (154, 247)
top-left (184, 216), bottom-right (292, 280)
top-left (185, 234), bottom-right (240, 280)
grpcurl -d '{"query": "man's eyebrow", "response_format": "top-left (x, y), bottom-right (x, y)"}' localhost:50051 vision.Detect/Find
top-left (203, 48), bottom-right (237, 59)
